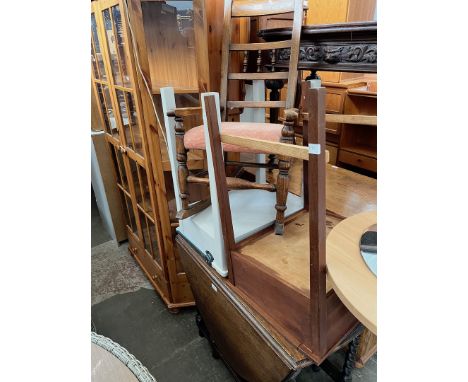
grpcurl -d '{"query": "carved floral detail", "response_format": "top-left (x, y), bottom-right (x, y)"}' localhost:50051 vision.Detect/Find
top-left (277, 44), bottom-right (377, 65)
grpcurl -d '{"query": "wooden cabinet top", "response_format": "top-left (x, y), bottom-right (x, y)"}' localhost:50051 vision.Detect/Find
top-left (258, 21), bottom-right (377, 73)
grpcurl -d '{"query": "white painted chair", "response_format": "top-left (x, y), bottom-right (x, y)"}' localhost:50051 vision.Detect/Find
top-left (161, 88), bottom-right (304, 276)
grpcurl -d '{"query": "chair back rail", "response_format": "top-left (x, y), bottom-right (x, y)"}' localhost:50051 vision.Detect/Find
top-left (220, 0), bottom-right (304, 119)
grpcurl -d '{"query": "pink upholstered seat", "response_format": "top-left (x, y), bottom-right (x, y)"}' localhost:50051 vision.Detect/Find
top-left (184, 122), bottom-right (283, 153)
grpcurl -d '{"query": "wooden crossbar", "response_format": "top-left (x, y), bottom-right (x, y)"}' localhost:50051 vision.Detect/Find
top-left (221, 133), bottom-right (329, 162)
top-left (231, 0), bottom-right (295, 17)
top-left (230, 40), bottom-right (291, 51)
top-left (228, 72), bottom-right (289, 80)
top-left (303, 113), bottom-right (377, 126)
top-left (227, 100), bottom-right (286, 109)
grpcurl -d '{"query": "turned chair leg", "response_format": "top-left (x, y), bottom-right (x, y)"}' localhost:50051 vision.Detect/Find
top-left (175, 115), bottom-right (190, 213)
top-left (275, 111), bottom-right (296, 235)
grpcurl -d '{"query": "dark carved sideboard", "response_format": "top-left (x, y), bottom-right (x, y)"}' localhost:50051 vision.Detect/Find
top-left (258, 21), bottom-right (377, 74)
top-left (260, 21), bottom-right (377, 176)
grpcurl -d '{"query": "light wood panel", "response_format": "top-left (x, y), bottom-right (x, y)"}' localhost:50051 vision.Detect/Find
top-left (221, 133), bottom-right (330, 163)
top-left (230, 40), bottom-right (291, 50)
top-left (141, 1), bottom-right (198, 92)
top-left (228, 72), bottom-right (289, 80)
top-left (325, 114), bottom-right (376, 126)
top-left (326, 211), bottom-right (377, 334)
top-left (231, 0), bottom-right (295, 17)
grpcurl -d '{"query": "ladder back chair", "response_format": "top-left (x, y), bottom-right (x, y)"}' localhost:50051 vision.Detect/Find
top-left (167, 0), bottom-right (304, 235)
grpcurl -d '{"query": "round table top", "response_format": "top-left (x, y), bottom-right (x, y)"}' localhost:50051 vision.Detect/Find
top-left (326, 211), bottom-right (377, 335)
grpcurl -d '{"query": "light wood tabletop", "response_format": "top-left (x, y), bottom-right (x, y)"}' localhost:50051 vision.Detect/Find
top-left (326, 210), bottom-right (377, 335)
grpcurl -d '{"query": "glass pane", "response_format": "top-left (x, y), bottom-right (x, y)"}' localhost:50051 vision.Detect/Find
top-left (91, 44), bottom-right (99, 79)
top-left (109, 144), bottom-right (122, 184)
top-left (102, 85), bottom-right (119, 139)
top-left (115, 147), bottom-right (129, 191)
top-left (117, 189), bottom-right (129, 227)
top-left (129, 159), bottom-right (142, 203)
top-left (139, 211), bottom-right (152, 254)
top-left (148, 221), bottom-right (162, 266)
top-left (138, 166), bottom-right (153, 215)
top-left (91, 13), bottom-right (107, 80)
top-left (111, 5), bottom-right (131, 87)
top-left (116, 90), bottom-right (134, 149)
top-left (95, 84), bottom-right (111, 135)
top-left (125, 194), bottom-right (137, 234)
top-left (103, 8), bottom-right (122, 86)
top-left (126, 92), bottom-right (144, 156)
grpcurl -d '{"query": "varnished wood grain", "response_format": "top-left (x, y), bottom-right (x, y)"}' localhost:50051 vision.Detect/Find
top-left (230, 40), bottom-right (292, 50)
top-left (231, 0), bottom-right (295, 17)
top-left (188, 175), bottom-right (276, 191)
top-left (356, 329), bottom-right (377, 368)
top-left (325, 164), bottom-right (376, 218)
top-left (176, 235), bottom-right (312, 381)
top-left (305, 113), bottom-right (377, 126)
top-left (220, 0), bottom-right (303, 118)
top-left (326, 211), bottom-right (377, 334)
top-left (240, 211), bottom-right (340, 296)
top-left (228, 72), bottom-right (289, 80)
top-left (221, 133), bottom-right (330, 162)
top-left (141, 1), bottom-right (198, 91)
top-left (305, 86), bottom-right (328, 355)
top-left (204, 95), bottom-right (236, 281)
top-left (105, 0), bottom-right (195, 307)
top-left (227, 100), bottom-right (286, 109)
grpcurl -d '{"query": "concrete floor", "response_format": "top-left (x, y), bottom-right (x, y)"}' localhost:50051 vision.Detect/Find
top-left (91, 195), bottom-right (377, 381)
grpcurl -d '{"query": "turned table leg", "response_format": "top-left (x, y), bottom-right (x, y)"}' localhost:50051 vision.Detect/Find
top-left (340, 334), bottom-right (361, 382)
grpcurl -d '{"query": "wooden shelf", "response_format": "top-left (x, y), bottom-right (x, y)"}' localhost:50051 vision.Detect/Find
top-left (347, 82), bottom-right (377, 98)
top-left (340, 144), bottom-right (376, 159)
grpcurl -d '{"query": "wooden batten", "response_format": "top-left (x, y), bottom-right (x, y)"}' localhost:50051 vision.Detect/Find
top-left (230, 40), bottom-right (292, 51)
top-left (306, 86), bottom-right (328, 355)
top-left (231, 0), bottom-right (295, 17)
top-left (203, 94), bottom-right (237, 282)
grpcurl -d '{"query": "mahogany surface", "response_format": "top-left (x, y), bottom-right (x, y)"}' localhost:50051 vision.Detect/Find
top-left (176, 234), bottom-right (312, 382)
top-left (232, 165), bottom-right (376, 363)
top-left (238, 165), bottom-right (376, 296)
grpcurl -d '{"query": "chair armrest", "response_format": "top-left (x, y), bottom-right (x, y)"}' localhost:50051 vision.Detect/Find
top-left (220, 134), bottom-right (330, 163)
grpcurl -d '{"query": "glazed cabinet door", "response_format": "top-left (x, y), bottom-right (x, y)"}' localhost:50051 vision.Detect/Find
top-left (91, 0), bottom-right (173, 299)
